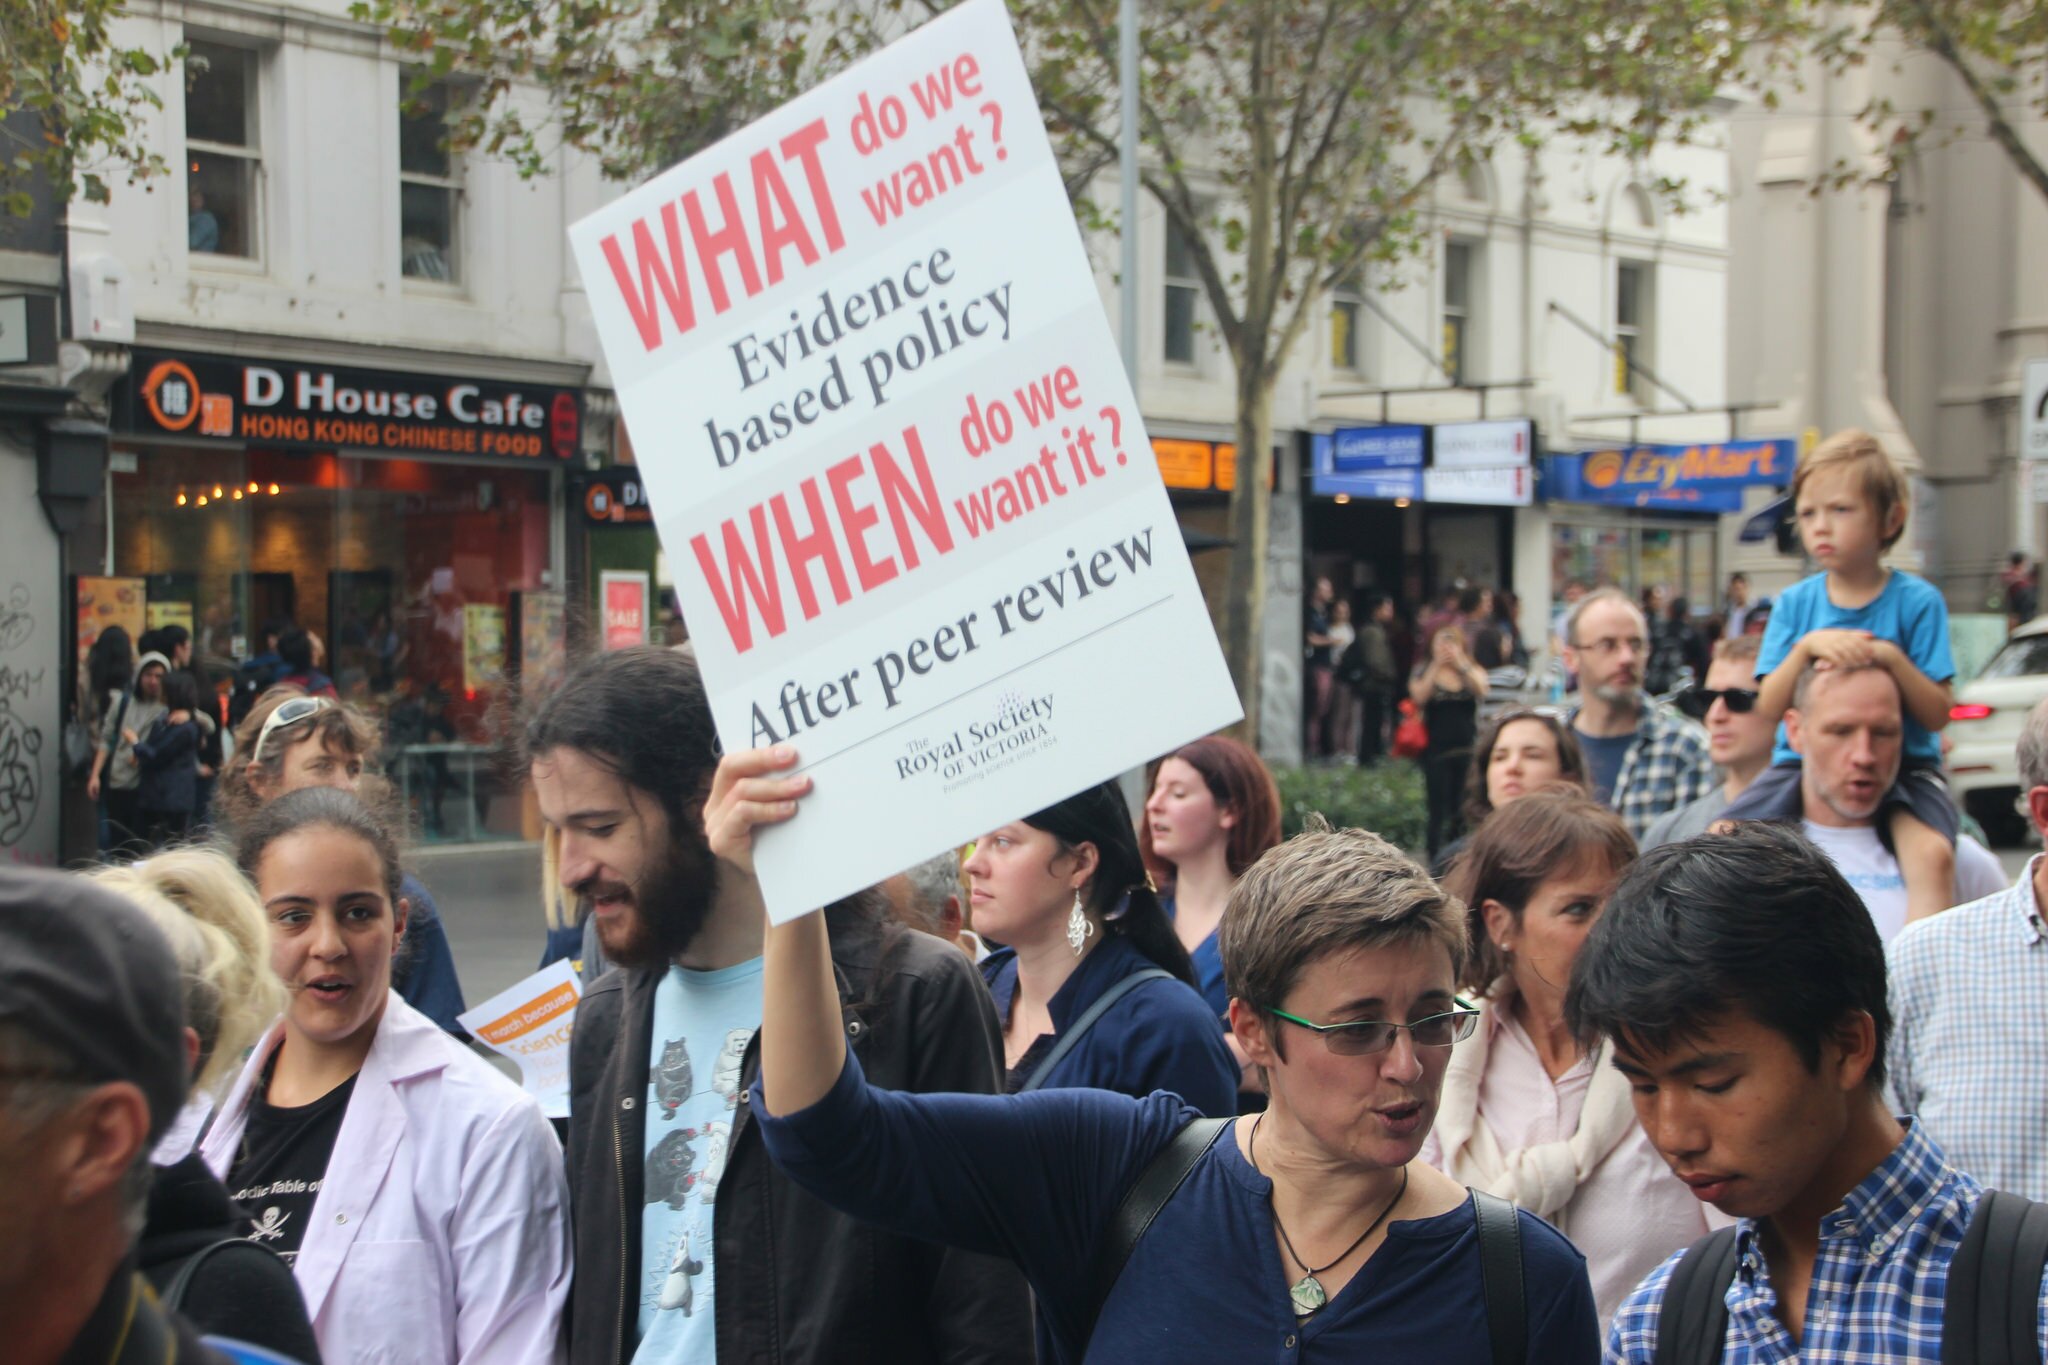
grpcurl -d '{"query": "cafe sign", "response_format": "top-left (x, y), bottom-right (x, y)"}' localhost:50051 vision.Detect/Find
top-left (119, 350), bottom-right (584, 462)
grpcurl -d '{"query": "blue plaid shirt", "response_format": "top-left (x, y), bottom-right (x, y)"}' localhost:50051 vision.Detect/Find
top-left (1606, 1120), bottom-right (2048, 1362)
top-left (1569, 693), bottom-right (1718, 841)
top-left (1889, 855), bottom-right (2048, 1200)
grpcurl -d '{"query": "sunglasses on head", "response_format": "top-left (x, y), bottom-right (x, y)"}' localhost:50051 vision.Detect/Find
top-left (254, 695), bottom-right (334, 760)
top-left (1679, 686), bottom-right (1759, 719)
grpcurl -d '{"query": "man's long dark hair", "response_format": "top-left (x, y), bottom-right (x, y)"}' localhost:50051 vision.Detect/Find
top-left (520, 645), bottom-right (719, 837)
top-left (1025, 779), bottom-right (1198, 987)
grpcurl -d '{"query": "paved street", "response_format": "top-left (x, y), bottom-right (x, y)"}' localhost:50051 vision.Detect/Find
top-left (416, 841), bottom-right (548, 1011)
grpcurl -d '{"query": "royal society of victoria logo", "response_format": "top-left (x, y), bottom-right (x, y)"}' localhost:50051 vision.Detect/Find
top-left (895, 689), bottom-right (1057, 788)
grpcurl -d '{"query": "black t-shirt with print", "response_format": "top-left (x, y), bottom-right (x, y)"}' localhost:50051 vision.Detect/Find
top-left (225, 1055), bottom-right (358, 1265)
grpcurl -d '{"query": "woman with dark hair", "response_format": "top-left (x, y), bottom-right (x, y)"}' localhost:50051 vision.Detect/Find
top-left (1427, 791), bottom-right (1717, 1325)
top-left (134, 670), bottom-right (203, 848)
top-left (971, 778), bottom-right (1237, 1117)
top-left (199, 787), bottom-right (569, 1363)
top-left (1140, 734), bottom-right (1283, 1022)
top-left (216, 687), bottom-right (468, 1036)
top-left (1431, 708), bottom-right (1590, 876)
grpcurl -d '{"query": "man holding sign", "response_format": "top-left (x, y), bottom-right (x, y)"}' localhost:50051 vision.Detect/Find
top-left (527, 647), bottom-right (1030, 1363)
top-left (568, 0), bottom-right (1240, 926)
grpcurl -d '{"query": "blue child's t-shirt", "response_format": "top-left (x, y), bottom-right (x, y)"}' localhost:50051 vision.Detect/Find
top-left (1757, 570), bottom-right (1954, 766)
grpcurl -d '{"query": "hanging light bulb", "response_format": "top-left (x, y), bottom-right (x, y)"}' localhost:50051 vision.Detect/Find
top-left (196, 495), bottom-right (208, 507)
top-left (213, 485), bottom-right (224, 499)
top-left (248, 481), bottom-right (259, 493)
top-left (176, 491), bottom-right (187, 506)
top-left (232, 488), bottom-right (244, 500)
top-left (268, 483), bottom-right (280, 495)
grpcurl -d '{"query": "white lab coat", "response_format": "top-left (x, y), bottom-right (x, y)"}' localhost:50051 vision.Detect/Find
top-left (197, 993), bottom-right (570, 1365)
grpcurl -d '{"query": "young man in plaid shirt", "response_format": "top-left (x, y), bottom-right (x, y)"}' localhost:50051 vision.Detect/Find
top-left (1561, 589), bottom-right (1717, 842)
top-left (1570, 823), bottom-right (2047, 1362)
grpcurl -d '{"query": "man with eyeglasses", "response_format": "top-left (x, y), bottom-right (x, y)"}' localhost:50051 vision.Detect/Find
top-left (1644, 635), bottom-right (1776, 849)
top-left (1560, 588), bottom-right (1716, 840)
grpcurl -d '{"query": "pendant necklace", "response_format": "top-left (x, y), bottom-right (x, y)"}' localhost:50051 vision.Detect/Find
top-left (1250, 1112), bottom-right (1409, 1318)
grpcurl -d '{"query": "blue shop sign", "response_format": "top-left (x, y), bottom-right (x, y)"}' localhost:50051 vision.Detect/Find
top-left (1312, 431), bottom-right (1422, 500)
top-left (1542, 437), bottom-right (1794, 511)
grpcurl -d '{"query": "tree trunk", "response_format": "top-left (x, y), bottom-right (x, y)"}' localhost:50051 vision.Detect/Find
top-left (1222, 365), bottom-right (1277, 747)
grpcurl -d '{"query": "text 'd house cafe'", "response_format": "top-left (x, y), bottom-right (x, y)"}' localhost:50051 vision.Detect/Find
top-left (102, 350), bottom-right (586, 841)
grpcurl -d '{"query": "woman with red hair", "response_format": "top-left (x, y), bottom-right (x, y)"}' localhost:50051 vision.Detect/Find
top-left (1140, 734), bottom-right (1283, 1023)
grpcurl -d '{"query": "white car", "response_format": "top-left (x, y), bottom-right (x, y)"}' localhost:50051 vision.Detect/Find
top-left (1946, 618), bottom-right (2048, 846)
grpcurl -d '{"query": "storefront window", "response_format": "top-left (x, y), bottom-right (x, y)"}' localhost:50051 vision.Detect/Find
top-left (1551, 520), bottom-right (1716, 617)
top-left (111, 446), bottom-right (553, 840)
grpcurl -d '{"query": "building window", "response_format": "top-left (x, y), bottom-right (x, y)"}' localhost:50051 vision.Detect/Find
top-left (1329, 269), bottom-right (1364, 371)
top-left (400, 81), bottom-right (462, 283)
top-left (184, 41), bottom-right (259, 259)
top-left (1615, 261), bottom-right (1651, 402)
top-left (1163, 215), bottom-right (1201, 365)
top-left (1442, 241), bottom-right (1473, 385)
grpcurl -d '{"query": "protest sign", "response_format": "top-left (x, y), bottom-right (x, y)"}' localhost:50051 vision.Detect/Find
top-left (569, 0), bottom-right (1240, 920)
top-left (456, 960), bottom-right (580, 1118)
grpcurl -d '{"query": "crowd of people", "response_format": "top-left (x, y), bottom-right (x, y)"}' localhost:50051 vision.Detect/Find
top-left (12, 422), bottom-right (2048, 1365)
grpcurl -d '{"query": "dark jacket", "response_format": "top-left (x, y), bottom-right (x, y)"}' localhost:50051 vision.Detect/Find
top-left (133, 716), bottom-right (200, 814)
top-left (139, 1154), bottom-right (322, 1363)
top-left (566, 910), bottom-right (1034, 1365)
top-left (392, 872), bottom-right (468, 1036)
top-left (981, 934), bottom-right (1238, 1118)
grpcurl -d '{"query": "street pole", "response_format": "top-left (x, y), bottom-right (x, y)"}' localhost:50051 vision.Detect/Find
top-left (1118, 0), bottom-right (1138, 382)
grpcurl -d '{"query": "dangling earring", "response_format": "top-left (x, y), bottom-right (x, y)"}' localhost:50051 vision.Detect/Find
top-left (1066, 890), bottom-right (1094, 955)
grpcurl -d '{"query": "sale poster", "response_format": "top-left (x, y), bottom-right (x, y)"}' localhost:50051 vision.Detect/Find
top-left (600, 570), bottom-right (651, 651)
top-left (568, 0), bottom-right (1239, 919)
top-left (456, 960), bottom-right (580, 1118)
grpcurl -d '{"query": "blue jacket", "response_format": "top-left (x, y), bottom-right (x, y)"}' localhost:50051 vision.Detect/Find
top-left (393, 872), bottom-right (468, 1037)
top-left (133, 716), bottom-right (200, 814)
top-left (981, 933), bottom-right (1237, 1118)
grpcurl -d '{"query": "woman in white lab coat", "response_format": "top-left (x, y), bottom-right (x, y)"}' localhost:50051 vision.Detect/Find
top-left (198, 786), bottom-right (570, 1364)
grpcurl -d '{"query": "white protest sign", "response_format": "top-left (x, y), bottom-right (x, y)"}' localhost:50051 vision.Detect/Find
top-left (569, 0), bottom-right (1240, 921)
top-left (457, 960), bottom-right (581, 1119)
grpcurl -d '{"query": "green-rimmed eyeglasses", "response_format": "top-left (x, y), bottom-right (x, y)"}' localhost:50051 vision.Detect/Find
top-left (1263, 1000), bottom-right (1482, 1057)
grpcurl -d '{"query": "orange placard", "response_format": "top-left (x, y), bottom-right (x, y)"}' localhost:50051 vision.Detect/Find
top-left (1215, 443), bottom-right (1239, 491)
top-left (474, 981), bottom-right (578, 1046)
top-left (1153, 438), bottom-right (1215, 491)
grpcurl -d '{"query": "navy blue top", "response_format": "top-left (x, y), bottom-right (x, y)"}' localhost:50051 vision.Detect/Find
top-left (133, 716), bottom-right (200, 814)
top-left (755, 1051), bottom-right (1599, 1365)
top-left (982, 933), bottom-right (1236, 1118)
top-left (1162, 894), bottom-right (1230, 1022)
top-left (393, 871), bottom-right (468, 1037)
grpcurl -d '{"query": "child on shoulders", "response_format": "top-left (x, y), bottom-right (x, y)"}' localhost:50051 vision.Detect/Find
top-left (1720, 429), bottom-right (1957, 922)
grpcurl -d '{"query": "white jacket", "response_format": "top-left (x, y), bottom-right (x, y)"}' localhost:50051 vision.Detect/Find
top-left (198, 993), bottom-right (571, 1365)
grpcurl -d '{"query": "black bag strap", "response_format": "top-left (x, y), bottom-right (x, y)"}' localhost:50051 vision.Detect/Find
top-left (109, 690), bottom-right (132, 747)
top-left (1654, 1226), bottom-right (1740, 1365)
top-left (1085, 1114), bottom-right (1231, 1341)
top-left (1471, 1190), bottom-right (1527, 1365)
top-left (1944, 1188), bottom-right (2048, 1365)
top-left (161, 1233), bottom-right (293, 1312)
top-left (1019, 968), bottom-right (1173, 1093)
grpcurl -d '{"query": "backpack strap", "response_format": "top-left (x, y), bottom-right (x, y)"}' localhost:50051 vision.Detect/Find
top-left (1085, 1114), bottom-right (1231, 1343)
top-left (161, 1234), bottom-right (293, 1313)
top-left (1471, 1190), bottom-right (1526, 1365)
top-left (1019, 968), bottom-right (1174, 1093)
top-left (1654, 1227), bottom-right (1740, 1365)
top-left (1944, 1188), bottom-right (2048, 1365)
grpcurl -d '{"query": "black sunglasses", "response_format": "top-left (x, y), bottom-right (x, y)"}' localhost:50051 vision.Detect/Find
top-left (1680, 686), bottom-right (1759, 719)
